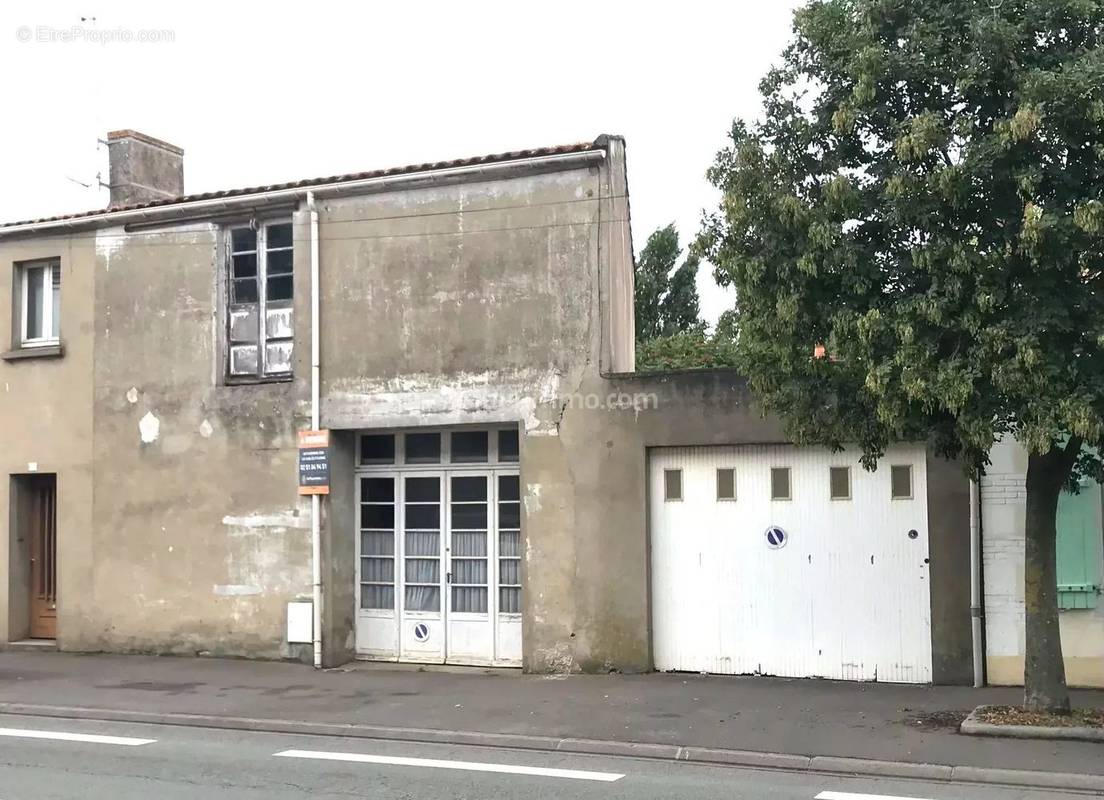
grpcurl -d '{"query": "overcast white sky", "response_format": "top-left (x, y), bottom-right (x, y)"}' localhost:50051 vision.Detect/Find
top-left (0, 0), bottom-right (801, 325)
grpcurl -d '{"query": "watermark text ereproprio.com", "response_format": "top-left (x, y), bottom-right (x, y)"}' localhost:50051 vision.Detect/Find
top-left (16, 25), bottom-right (175, 45)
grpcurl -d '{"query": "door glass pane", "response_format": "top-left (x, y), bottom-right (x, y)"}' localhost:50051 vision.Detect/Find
top-left (361, 477), bottom-right (394, 502)
top-left (451, 475), bottom-right (488, 613)
top-left (498, 474), bottom-right (522, 616)
top-left (405, 586), bottom-right (440, 612)
top-left (361, 585), bottom-right (394, 610)
top-left (451, 476), bottom-right (487, 502)
top-left (452, 587), bottom-right (487, 613)
top-left (404, 476), bottom-right (440, 503)
top-left (361, 530), bottom-right (394, 556)
top-left (500, 587), bottom-right (521, 614)
top-left (498, 559), bottom-right (520, 584)
top-left (360, 504), bottom-right (395, 529)
top-left (498, 503), bottom-right (520, 529)
top-left (405, 531), bottom-right (439, 556)
top-left (450, 530), bottom-right (487, 557)
top-left (359, 476), bottom-right (395, 610)
top-left (499, 530), bottom-right (520, 558)
top-left (404, 475), bottom-right (441, 613)
top-left (361, 557), bottom-right (393, 582)
top-left (451, 559), bottom-right (487, 584)
top-left (405, 558), bottom-right (440, 583)
top-left (405, 504), bottom-right (440, 529)
top-left (451, 503), bottom-right (487, 529)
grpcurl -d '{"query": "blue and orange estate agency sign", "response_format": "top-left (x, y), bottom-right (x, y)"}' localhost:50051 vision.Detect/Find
top-left (298, 429), bottom-right (330, 495)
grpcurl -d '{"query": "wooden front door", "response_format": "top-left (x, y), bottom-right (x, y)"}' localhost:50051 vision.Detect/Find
top-left (28, 477), bottom-right (57, 639)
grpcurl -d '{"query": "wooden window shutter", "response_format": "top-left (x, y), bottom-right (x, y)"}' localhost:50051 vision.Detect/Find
top-left (1056, 480), bottom-right (1104, 610)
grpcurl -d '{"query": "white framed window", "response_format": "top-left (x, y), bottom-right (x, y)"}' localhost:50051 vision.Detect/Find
top-left (17, 259), bottom-right (61, 347)
top-left (357, 428), bottom-right (520, 469)
top-left (226, 220), bottom-right (294, 380)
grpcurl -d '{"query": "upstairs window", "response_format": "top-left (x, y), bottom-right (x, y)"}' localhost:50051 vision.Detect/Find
top-left (17, 259), bottom-right (60, 347)
top-left (226, 221), bottom-right (294, 380)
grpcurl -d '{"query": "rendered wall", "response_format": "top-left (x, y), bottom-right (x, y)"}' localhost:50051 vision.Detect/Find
top-left (0, 234), bottom-right (95, 648)
top-left (983, 435), bottom-right (1104, 688)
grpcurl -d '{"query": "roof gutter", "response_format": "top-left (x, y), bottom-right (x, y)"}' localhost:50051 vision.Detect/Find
top-left (0, 149), bottom-right (606, 238)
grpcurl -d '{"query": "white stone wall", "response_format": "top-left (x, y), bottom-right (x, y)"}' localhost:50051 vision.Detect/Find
top-left (982, 436), bottom-right (1104, 687)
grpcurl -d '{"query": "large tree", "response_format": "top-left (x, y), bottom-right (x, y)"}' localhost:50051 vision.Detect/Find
top-left (635, 223), bottom-right (704, 342)
top-left (700, 0), bottom-right (1104, 712)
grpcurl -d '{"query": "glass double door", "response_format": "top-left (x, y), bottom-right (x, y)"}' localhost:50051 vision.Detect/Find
top-left (357, 469), bottom-right (522, 666)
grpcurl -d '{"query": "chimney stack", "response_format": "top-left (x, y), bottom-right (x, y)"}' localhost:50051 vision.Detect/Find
top-left (105, 130), bottom-right (184, 207)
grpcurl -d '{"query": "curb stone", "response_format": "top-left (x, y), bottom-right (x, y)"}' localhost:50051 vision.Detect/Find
top-left (0, 702), bottom-right (1102, 793)
top-left (961, 704), bottom-right (1104, 744)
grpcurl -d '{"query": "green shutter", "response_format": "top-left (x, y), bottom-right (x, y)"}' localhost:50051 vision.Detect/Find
top-left (1056, 480), bottom-right (1103, 610)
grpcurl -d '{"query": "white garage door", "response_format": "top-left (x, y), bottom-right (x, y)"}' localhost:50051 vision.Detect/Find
top-left (650, 445), bottom-right (932, 683)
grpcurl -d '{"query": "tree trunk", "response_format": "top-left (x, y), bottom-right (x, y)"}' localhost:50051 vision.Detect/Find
top-left (1022, 440), bottom-right (1080, 714)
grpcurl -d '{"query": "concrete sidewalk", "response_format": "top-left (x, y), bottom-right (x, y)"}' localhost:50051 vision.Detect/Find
top-left (0, 652), bottom-right (1100, 787)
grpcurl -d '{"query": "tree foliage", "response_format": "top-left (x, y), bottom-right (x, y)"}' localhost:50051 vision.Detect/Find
top-left (700, 0), bottom-right (1104, 711)
top-left (635, 224), bottom-right (704, 342)
top-left (636, 330), bottom-right (741, 372)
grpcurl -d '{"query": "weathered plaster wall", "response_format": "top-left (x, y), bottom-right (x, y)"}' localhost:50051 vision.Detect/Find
top-left (983, 435), bottom-right (1104, 688)
top-left (313, 152), bottom-right (633, 665)
top-left (0, 235), bottom-right (96, 647)
top-left (318, 164), bottom-right (605, 434)
top-left (1, 144), bottom-right (632, 662)
top-left (322, 430), bottom-right (357, 666)
top-left (86, 222), bottom-right (311, 658)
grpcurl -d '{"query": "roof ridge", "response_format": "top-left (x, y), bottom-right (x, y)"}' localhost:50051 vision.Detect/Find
top-left (0, 139), bottom-right (603, 230)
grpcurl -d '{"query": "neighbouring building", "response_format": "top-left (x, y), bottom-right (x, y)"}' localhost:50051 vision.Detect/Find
top-left (983, 436), bottom-right (1104, 688)
top-left (0, 130), bottom-right (979, 683)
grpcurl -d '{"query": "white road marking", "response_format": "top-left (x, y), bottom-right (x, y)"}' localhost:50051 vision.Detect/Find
top-left (816, 792), bottom-right (933, 800)
top-left (0, 727), bottom-right (155, 746)
top-left (274, 748), bottom-right (624, 782)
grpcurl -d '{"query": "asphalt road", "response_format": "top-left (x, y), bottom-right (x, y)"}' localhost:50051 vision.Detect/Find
top-left (0, 714), bottom-right (1088, 800)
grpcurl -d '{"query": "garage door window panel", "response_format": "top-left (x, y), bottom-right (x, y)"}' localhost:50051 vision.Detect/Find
top-left (664, 469), bottom-right (683, 501)
top-left (716, 468), bottom-right (736, 501)
top-left (771, 467), bottom-right (792, 500)
top-left (891, 465), bottom-right (913, 499)
top-left (829, 466), bottom-right (851, 500)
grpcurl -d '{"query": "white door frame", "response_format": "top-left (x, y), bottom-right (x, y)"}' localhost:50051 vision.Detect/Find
top-left (354, 429), bottom-right (522, 667)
